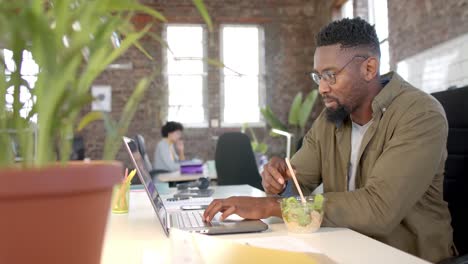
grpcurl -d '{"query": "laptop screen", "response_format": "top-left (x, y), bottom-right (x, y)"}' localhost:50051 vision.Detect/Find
top-left (122, 136), bottom-right (168, 234)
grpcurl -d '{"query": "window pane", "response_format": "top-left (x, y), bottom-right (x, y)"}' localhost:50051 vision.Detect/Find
top-left (341, 0), bottom-right (353, 19)
top-left (168, 76), bottom-right (203, 106)
top-left (222, 26), bottom-right (263, 124)
top-left (380, 41), bottom-right (390, 74)
top-left (222, 27), bottom-right (259, 75)
top-left (3, 49), bottom-right (15, 74)
top-left (21, 51), bottom-right (39, 76)
top-left (2, 49), bottom-right (39, 75)
top-left (372, 0), bottom-right (388, 40)
top-left (166, 26), bottom-right (205, 125)
top-left (223, 76), bottom-right (260, 123)
top-left (167, 55), bottom-right (204, 74)
top-left (168, 106), bottom-right (205, 124)
top-left (167, 26), bottom-right (203, 58)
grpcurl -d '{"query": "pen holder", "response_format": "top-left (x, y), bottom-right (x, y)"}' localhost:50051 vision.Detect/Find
top-left (111, 183), bottom-right (130, 214)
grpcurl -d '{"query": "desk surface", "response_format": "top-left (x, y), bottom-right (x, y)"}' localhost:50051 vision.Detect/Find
top-left (101, 185), bottom-right (429, 264)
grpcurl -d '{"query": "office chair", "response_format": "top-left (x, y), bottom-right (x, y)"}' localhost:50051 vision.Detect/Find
top-left (70, 135), bottom-right (85, 160)
top-left (215, 132), bottom-right (263, 190)
top-left (432, 86), bottom-right (468, 258)
top-left (134, 134), bottom-right (159, 179)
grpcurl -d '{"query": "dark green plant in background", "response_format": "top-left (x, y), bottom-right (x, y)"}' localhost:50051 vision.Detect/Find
top-left (261, 89), bottom-right (319, 140)
top-left (241, 123), bottom-right (268, 154)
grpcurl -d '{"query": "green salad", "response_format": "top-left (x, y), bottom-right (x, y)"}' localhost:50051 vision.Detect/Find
top-left (281, 194), bottom-right (324, 227)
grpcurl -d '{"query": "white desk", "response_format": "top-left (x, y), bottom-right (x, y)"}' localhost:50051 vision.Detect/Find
top-left (101, 185), bottom-right (429, 264)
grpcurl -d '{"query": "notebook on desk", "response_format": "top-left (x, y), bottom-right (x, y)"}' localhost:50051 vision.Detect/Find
top-left (122, 136), bottom-right (269, 236)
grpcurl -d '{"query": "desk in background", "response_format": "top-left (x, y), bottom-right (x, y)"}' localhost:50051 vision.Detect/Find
top-left (101, 185), bottom-right (429, 264)
top-left (157, 160), bottom-right (217, 183)
top-left (157, 171), bottom-right (217, 183)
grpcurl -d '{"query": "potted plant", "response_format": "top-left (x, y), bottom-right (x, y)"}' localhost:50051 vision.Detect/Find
top-left (0, 1), bottom-right (210, 263)
top-left (261, 89), bottom-right (319, 153)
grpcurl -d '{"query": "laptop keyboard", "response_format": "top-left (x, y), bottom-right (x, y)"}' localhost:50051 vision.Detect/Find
top-left (176, 211), bottom-right (206, 228)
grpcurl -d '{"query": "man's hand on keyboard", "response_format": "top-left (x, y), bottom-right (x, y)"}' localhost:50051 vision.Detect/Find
top-left (203, 196), bottom-right (281, 222)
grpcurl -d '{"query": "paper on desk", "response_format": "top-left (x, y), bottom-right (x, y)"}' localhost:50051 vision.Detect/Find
top-left (169, 229), bottom-right (330, 264)
top-left (232, 236), bottom-right (321, 254)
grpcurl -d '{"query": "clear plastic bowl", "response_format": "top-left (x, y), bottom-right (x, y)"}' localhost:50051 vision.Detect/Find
top-left (280, 196), bottom-right (324, 233)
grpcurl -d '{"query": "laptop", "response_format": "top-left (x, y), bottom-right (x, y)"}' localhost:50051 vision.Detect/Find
top-left (122, 136), bottom-right (269, 236)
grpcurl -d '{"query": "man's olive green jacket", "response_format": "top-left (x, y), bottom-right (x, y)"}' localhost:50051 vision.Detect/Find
top-left (291, 72), bottom-right (454, 263)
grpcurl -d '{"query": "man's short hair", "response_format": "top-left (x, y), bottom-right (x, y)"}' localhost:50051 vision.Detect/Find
top-left (161, 121), bottom-right (184, 137)
top-left (316, 17), bottom-right (380, 57)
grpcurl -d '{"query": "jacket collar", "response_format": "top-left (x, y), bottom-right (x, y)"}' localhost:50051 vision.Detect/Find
top-left (371, 71), bottom-right (404, 117)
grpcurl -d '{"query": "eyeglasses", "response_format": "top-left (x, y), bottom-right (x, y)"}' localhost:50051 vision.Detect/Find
top-left (310, 55), bottom-right (368, 85)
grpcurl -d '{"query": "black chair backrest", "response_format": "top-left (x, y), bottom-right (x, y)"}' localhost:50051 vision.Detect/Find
top-left (215, 132), bottom-right (263, 190)
top-left (432, 86), bottom-right (468, 256)
top-left (70, 135), bottom-right (85, 160)
top-left (134, 134), bottom-right (153, 172)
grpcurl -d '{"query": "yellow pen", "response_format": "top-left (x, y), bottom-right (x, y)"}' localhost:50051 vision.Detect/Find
top-left (125, 169), bottom-right (137, 185)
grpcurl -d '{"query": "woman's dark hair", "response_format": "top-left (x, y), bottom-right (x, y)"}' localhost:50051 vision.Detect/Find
top-left (316, 17), bottom-right (380, 57)
top-left (161, 121), bottom-right (184, 137)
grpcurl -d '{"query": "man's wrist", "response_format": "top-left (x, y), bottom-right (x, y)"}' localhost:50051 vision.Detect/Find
top-left (266, 197), bottom-right (282, 218)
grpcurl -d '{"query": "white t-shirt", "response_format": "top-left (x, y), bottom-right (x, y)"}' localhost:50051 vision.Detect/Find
top-left (348, 120), bottom-right (373, 191)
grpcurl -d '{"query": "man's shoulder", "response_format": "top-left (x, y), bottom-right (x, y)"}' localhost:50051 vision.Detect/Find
top-left (389, 78), bottom-right (446, 118)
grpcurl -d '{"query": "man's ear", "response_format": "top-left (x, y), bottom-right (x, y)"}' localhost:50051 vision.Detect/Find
top-left (362, 57), bottom-right (379, 81)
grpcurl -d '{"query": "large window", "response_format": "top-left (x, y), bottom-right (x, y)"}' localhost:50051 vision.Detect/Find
top-left (368, 0), bottom-right (390, 74)
top-left (221, 25), bottom-right (264, 125)
top-left (165, 25), bottom-right (206, 126)
top-left (3, 49), bottom-right (38, 122)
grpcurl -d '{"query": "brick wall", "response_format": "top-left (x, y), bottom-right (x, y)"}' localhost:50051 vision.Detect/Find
top-left (388, 0), bottom-right (468, 69)
top-left (81, 0), bottom-right (332, 167)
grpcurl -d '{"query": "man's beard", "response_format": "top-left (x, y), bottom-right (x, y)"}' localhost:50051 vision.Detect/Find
top-left (324, 100), bottom-right (351, 123)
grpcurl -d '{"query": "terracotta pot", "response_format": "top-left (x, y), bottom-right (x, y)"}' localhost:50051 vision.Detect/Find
top-left (0, 161), bottom-right (122, 264)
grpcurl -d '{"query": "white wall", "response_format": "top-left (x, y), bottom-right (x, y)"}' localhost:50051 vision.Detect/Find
top-left (396, 32), bottom-right (468, 94)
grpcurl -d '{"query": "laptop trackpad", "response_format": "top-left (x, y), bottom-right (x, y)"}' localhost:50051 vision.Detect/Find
top-left (210, 213), bottom-right (243, 226)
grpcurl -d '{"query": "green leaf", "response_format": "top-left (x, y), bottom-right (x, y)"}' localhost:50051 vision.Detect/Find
top-left (257, 143), bottom-right (268, 154)
top-left (251, 142), bottom-right (258, 152)
top-left (192, 0), bottom-right (213, 32)
top-left (133, 40), bottom-right (153, 60)
top-left (103, 75), bottom-right (152, 160)
top-left (288, 92), bottom-right (303, 126)
top-left (298, 90), bottom-right (318, 128)
top-left (76, 111), bottom-right (104, 132)
top-left (260, 106), bottom-right (287, 131)
top-left (248, 127), bottom-right (258, 143)
top-left (102, 24), bottom-right (151, 68)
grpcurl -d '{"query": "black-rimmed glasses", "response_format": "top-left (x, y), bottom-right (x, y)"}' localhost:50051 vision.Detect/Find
top-left (310, 55), bottom-right (368, 85)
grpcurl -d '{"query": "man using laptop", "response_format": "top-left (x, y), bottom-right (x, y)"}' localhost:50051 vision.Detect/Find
top-left (123, 137), bottom-right (268, 236)
top-left (203, 17), bottom-right (455, 263)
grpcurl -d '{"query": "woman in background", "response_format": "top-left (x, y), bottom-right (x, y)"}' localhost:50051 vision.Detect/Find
top-left (153, 121), bottom-right (185, 172)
